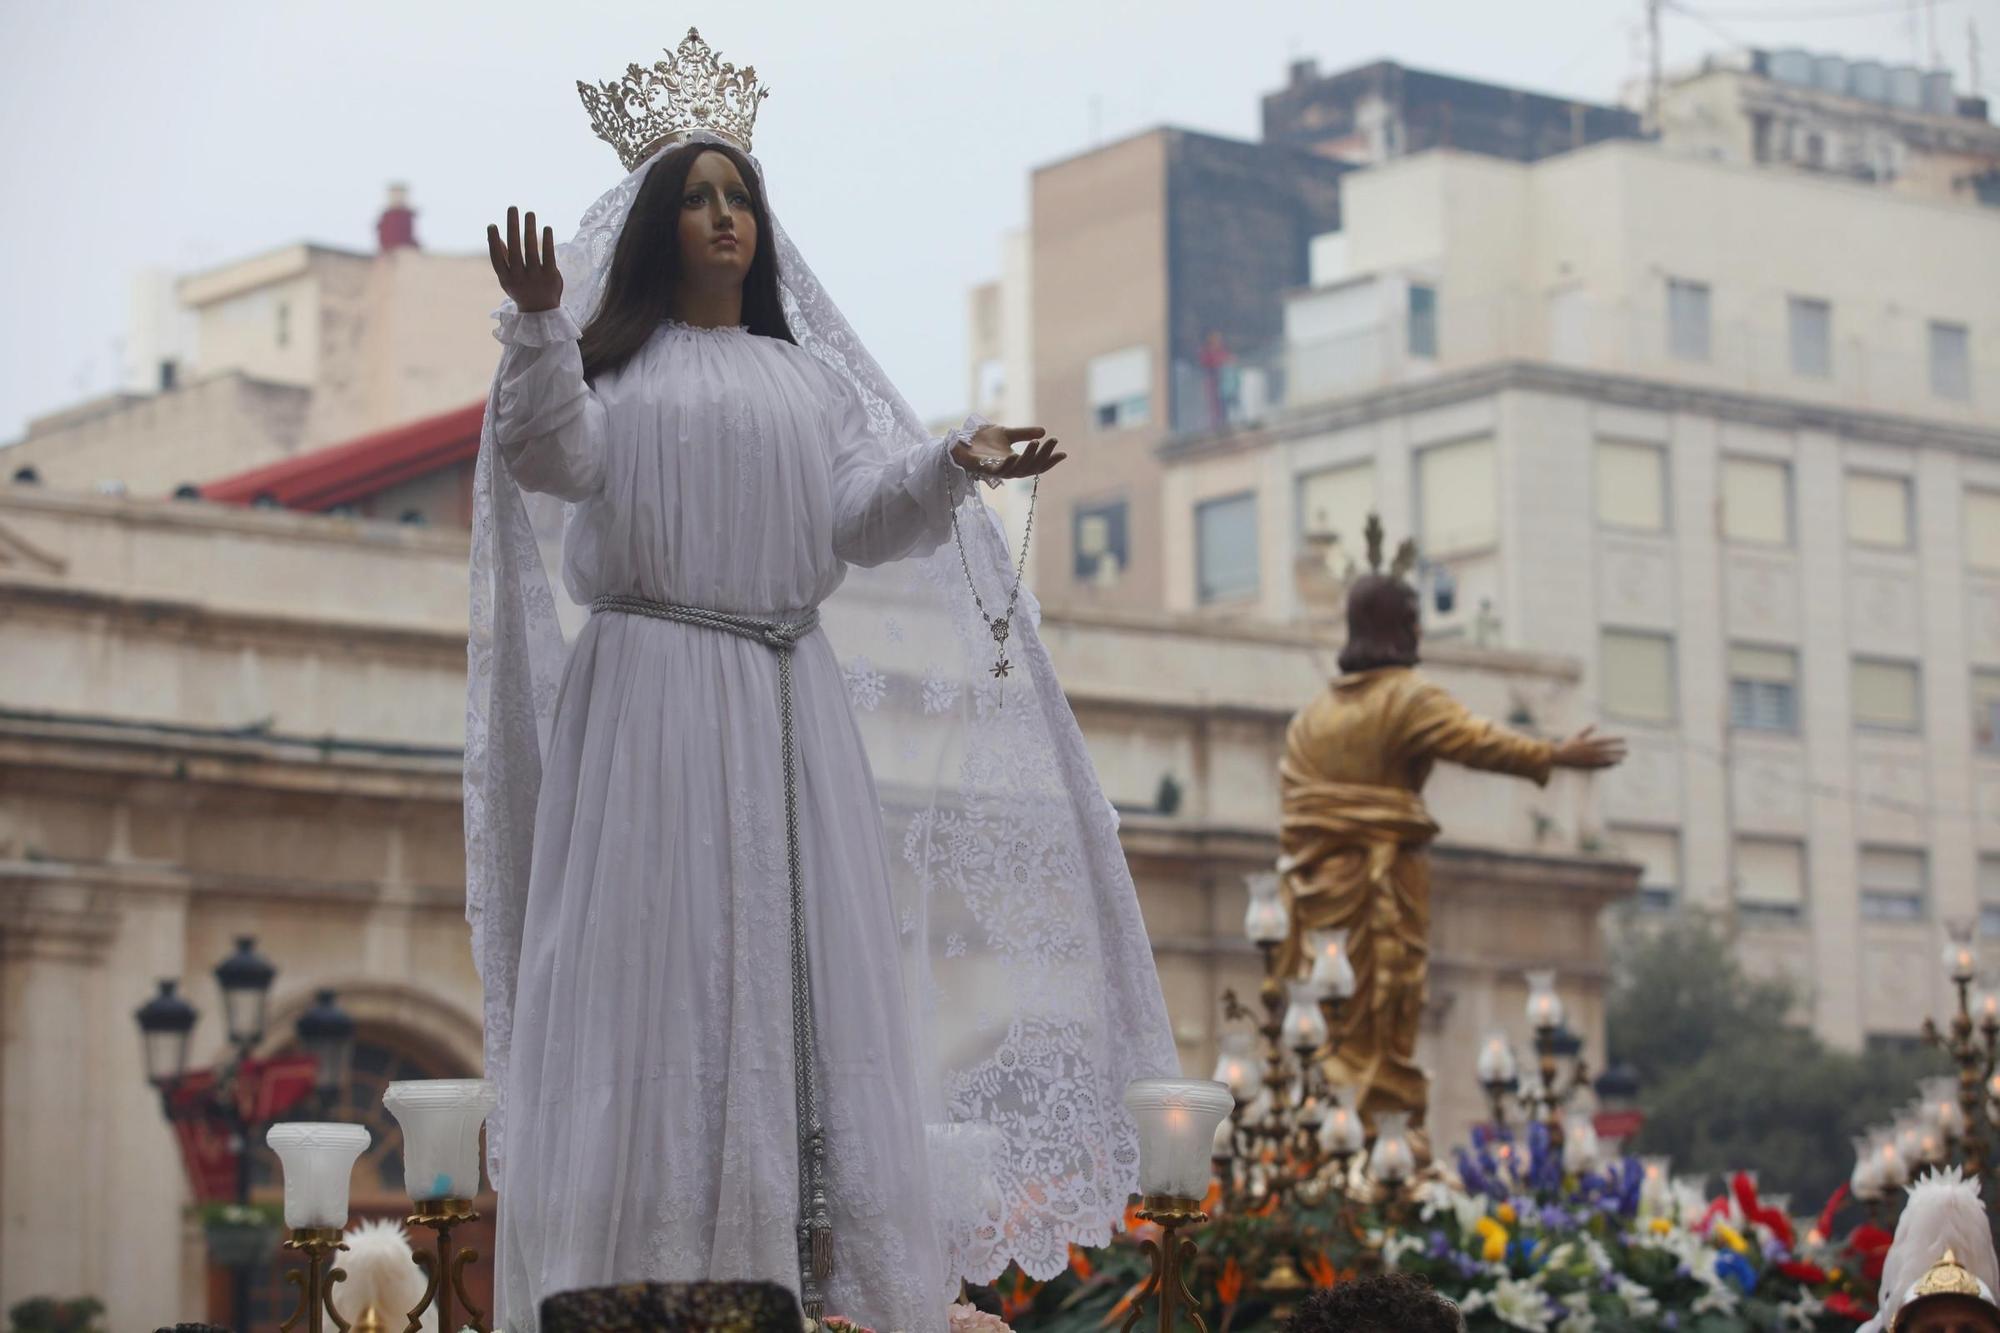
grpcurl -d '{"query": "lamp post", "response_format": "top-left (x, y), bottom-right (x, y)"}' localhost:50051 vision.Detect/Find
top-left (133, 938), bottom-right (355, 1333)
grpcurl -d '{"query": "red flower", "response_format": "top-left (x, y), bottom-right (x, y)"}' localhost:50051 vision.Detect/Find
top-left (1778, 1259), bottom-right (1828, 1284)
top-left (1069, 1246), bottom-right (1095, 1281)
top-left (1302, 1252), bottom-right (1337, 1289)
top-left (1825, 1291), bottom-right (1874, 1322)
top-left (1847, 1224), bottom-right (1895, 1283)
top-left (1217, 1257), bottom-right (1245, 1306)
top-left (1733, 1171), bottom-right (1796, 1249)
top-left (999, 1269), bottom-right (1038, 1322)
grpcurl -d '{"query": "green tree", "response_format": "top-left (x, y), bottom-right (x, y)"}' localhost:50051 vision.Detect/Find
top-left (1608, 914), bottom-right (1947, 1211)
top-left (6, 1298), bottom-right (106, 1333)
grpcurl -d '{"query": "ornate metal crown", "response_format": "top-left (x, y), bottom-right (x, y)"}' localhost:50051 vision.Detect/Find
top-left (1910, 1248), bottom-right (1986, 1302)
top-left (576, 28), bottom-right (769, 172)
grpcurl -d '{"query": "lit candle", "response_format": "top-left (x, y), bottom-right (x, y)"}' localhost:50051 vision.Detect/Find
top-left (266, 1123), bottom-right (371, 1229)
top-left (1477, 1032), bottom-right (1519, 1086)
top-left (1980, 990), bottom-right (2000, 1027)
top-left (1921, 1076), bottom-right (1967, 1139)
top-left (1561, 1113), bottom-right (1601, 1175)
top-left (1524, 970), bottom-right (1566, 1031)
top-left (1211, 1032), bottom-right (1258, 1102)
top-left (1944, 927), bottom-right (1978, 984)
top-left (1318, 1091), bottom-right (1365, 1156)
top-left (1368, 1111), bottom-right (1416, 1185)
top-left (1242, 872), bottom-right (1289, 946)
top-left (382, 1079), bottom-right (498, 1202)
top-left (1639, 1156), bottom-right (1672, 1216)
top-left (1281, 981), bottom-right (1330, 1051)
top-left (1305, 930), bottom-right (1357, 1001)
top-left (1123, 1078), bottom-right (1235, 1201)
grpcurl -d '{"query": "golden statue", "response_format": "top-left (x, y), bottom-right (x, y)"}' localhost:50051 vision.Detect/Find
top-left (1278, 517), bottom-right (1624, 1130)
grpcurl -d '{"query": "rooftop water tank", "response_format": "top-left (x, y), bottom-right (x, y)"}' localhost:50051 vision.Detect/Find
top-left (1888, 65), bottom-right (1925, 109)
top-left (1848, 60), bottom-right (1887, 103)
top-left (1922, 70), bottom-right (1955, 115)
top-left (1767, 48), bottom-right (1815, 86)
top-left (1813, 55), bottom-right (1850, 94)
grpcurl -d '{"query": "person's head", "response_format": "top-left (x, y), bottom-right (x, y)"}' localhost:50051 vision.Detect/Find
top-left (1338, 572), bottom-right (1421, 674)
top-left (1899, 1294), bottom-right (2000, 1333)
top-left (1286, 1272), bottom-right (1464, 1333)
top-left (580, 141), bottom-right (794, 382)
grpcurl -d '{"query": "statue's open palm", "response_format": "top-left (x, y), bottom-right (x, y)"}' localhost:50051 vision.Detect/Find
top-left (487, 205), bottom-right (563, 314)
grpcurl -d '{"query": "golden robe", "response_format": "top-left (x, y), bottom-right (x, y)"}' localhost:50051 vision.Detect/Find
top-left (1278, 667), bottom-right (1554, 1128)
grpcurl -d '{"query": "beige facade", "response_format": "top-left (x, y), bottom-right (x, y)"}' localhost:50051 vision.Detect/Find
top-left (4, 237), bottom-right (499, 496)
top-left (0, 486), bottom-right (1628, 1326)
top-left (1154, 147), bottom-right (2000, 1044)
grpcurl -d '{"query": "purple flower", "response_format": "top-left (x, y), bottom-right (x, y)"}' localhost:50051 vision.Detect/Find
top-left (1539, 1205), bottom-right (1572, 1232)
top-left (1663, 1314), bottom-right (1680, 1330)
top-left (1428, 1230), bottom-right (1451, 1258)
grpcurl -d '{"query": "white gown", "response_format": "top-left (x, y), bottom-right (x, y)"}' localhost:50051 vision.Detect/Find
top-left (486, 304), bottom-right (966, 1329)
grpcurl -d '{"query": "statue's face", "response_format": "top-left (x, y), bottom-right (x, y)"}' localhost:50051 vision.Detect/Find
top-left (676, 149), bottom-right (757, 285)
top-left (1902, 1295), bottom-right (2000, 1333)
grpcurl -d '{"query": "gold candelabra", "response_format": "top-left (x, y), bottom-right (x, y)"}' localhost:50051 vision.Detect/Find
top-left (279, 1228), bottom-right (351, 1333)
top-left (1118, 1195), bottom-right (1210, 1333)
top-left (402, 1197), bottom-right (487, 1333)
top-left (1919, 945), bottom-right (1999, 1182)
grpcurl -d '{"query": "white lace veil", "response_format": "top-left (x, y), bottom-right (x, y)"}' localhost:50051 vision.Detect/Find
top-left (464, 130), bottom-right (1180, 1288)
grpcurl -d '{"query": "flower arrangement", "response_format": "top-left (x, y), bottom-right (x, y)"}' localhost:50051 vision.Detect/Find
top-left (999, 1124), bottom-right (1894, 1332)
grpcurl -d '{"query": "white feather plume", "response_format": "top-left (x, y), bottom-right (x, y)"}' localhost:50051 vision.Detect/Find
top-left (333, 1218), bottom-right (435, 1333)
top-left (1862, 1166), bottom-right (1998, 1333)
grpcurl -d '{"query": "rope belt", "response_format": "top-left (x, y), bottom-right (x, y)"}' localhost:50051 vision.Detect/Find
top-left (589, 593), bottom-right (833, 1316)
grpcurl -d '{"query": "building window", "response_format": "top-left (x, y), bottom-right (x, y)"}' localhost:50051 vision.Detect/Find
top-left (1929, 321), bottom-right (1970, 401)
top-left (1296, 461), bottom-right (1376, 564)
top-left (1858, 846), bottom-right (1927, 922)
top-left (1729, 644), bottom-right (1800, 733)
top-left (1667, 278), bottom-right (1711, 362)
top-left (1845, 472), bottom-right (1912, 549)
top-left (1416, 437), bottom-right (1497, 556)
top-left (1407, 283), bottom-right (1438, 360)
top-left (974, 357), bottom-right (1006, 409)
top-left (1594, 439), bottom-right (1667, 533)
top-left (1720, 456), bottom-right (1792, 546)
top-left (1982, 856), bottom-right (2000, 938)
top-left (1600, 630), bottom-right (1676, 723)
top-left (1612, 826), bottom-right (1681, 911)
top-left (1852, 658), bottom-right (1921, 731)
top-left (1974, 670), bottom-right (2000, 755)
top-left (1968, 489), bottom-right (2000, 571)
top-left (1073, 499), bottom-right (1128, 585)
top-left (1087, 345), bottom-right (1152, 429)
top-left (1735, 837), bottom-right (1804, 921)
top-left (1788, 296), bottom-right (1831, 378)
top-left (275, 301), bottom-right (291, 349)
top-left (1196, 492), bottom-right (1259, 603)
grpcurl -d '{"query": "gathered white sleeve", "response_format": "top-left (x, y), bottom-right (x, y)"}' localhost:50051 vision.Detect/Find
top-left (826, 372), bottom-right (979, 568)
top-left (489, 306), bottom-right (608, 501)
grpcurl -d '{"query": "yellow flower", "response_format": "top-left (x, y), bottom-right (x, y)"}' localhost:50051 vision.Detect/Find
top-left (1649, 1217), bottom-right (1674, 1235)
top-left (1495, 1202), bottom-right (1517, 1225)
top-left (1715, 1222), bottom-right (1751, 1255)
top-left (1474, 1215), bottom-right (1509, 1263)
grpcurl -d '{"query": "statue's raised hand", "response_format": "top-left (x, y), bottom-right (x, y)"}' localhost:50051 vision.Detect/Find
top-left (1552, 725), bottom-right (1626, 770)
top-left (486, 206), bottom-right (563, 314)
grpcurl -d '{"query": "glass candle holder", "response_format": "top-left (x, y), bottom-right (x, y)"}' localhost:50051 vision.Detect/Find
top-left (382, 1079), bottom-right (497, 1202)
top-left (266, 1122), bottom-right (371, 1229)
top-left (1477, 1031), bottom-right (1519, 1085)
top-left (1243, 872), bottom-right (1288, 946)
top-left (1524, 970), bottom-right (1566, 1031)
top-left (1281, 981), bottom-right (1329, 1051)
top-left (1368, 1111), bottom-right (1415, 1185)
top-left (1943, 923), bottom-right (1978, 984)
top-left (1921, 1075), bottom-right (1967, 1139)
top-left (1318, 1090), bottom-right (1365, 1156)
top-left (1123, 1078), bottom-right (1234, 1201)
top-left (1211, 1032), bottom-right (1259, 1102)
top-left (1305, 930), bottom-right (1357, 1001)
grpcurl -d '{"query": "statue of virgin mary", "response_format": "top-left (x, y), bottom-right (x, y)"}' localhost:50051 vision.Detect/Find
top-left (464, 30), bottom-right (1179, 1332)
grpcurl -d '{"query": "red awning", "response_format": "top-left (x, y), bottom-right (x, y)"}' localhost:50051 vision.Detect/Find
top-left (202, 400), bottom-right (485, 511)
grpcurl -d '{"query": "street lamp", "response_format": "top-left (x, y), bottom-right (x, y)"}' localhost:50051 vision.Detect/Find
top-left (134, 939), bottom-right (353, 1333)
top-left (294, 989), bottom-right (356, 1114)
top-left (214, 936), bottom-right (275, 1053)
top-left (135, 979), bottom-right (199, 1090)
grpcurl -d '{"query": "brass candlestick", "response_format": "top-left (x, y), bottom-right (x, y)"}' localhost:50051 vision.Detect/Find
top-left (403, 1198), bottom-right (487, 1333)
top-left (1921, 973), bottom-right (1999, 1181)
top-left (1119, 1195), bottom-right (1210, 1333)
top-left (279, 1228), bottom-right (351, 1333)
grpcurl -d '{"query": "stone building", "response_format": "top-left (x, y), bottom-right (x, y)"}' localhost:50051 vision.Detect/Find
top-left (0, 476), bottom-right (1629, 1327)
top-left (1151, 140), bottom-right (2000, 1045)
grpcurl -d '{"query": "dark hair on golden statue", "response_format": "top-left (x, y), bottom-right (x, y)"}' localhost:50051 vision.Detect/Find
top-left (579, 142), bottom-right (795, 384)
top-left (1337, 513), bottom-right (1421, 674)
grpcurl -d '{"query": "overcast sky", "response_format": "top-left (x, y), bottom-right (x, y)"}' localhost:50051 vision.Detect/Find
top-left (2, 0), bottom-right (1992, 441)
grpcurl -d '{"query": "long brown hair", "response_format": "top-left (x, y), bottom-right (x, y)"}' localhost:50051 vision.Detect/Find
top-left (579, 142), bottom-right (795, 384)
